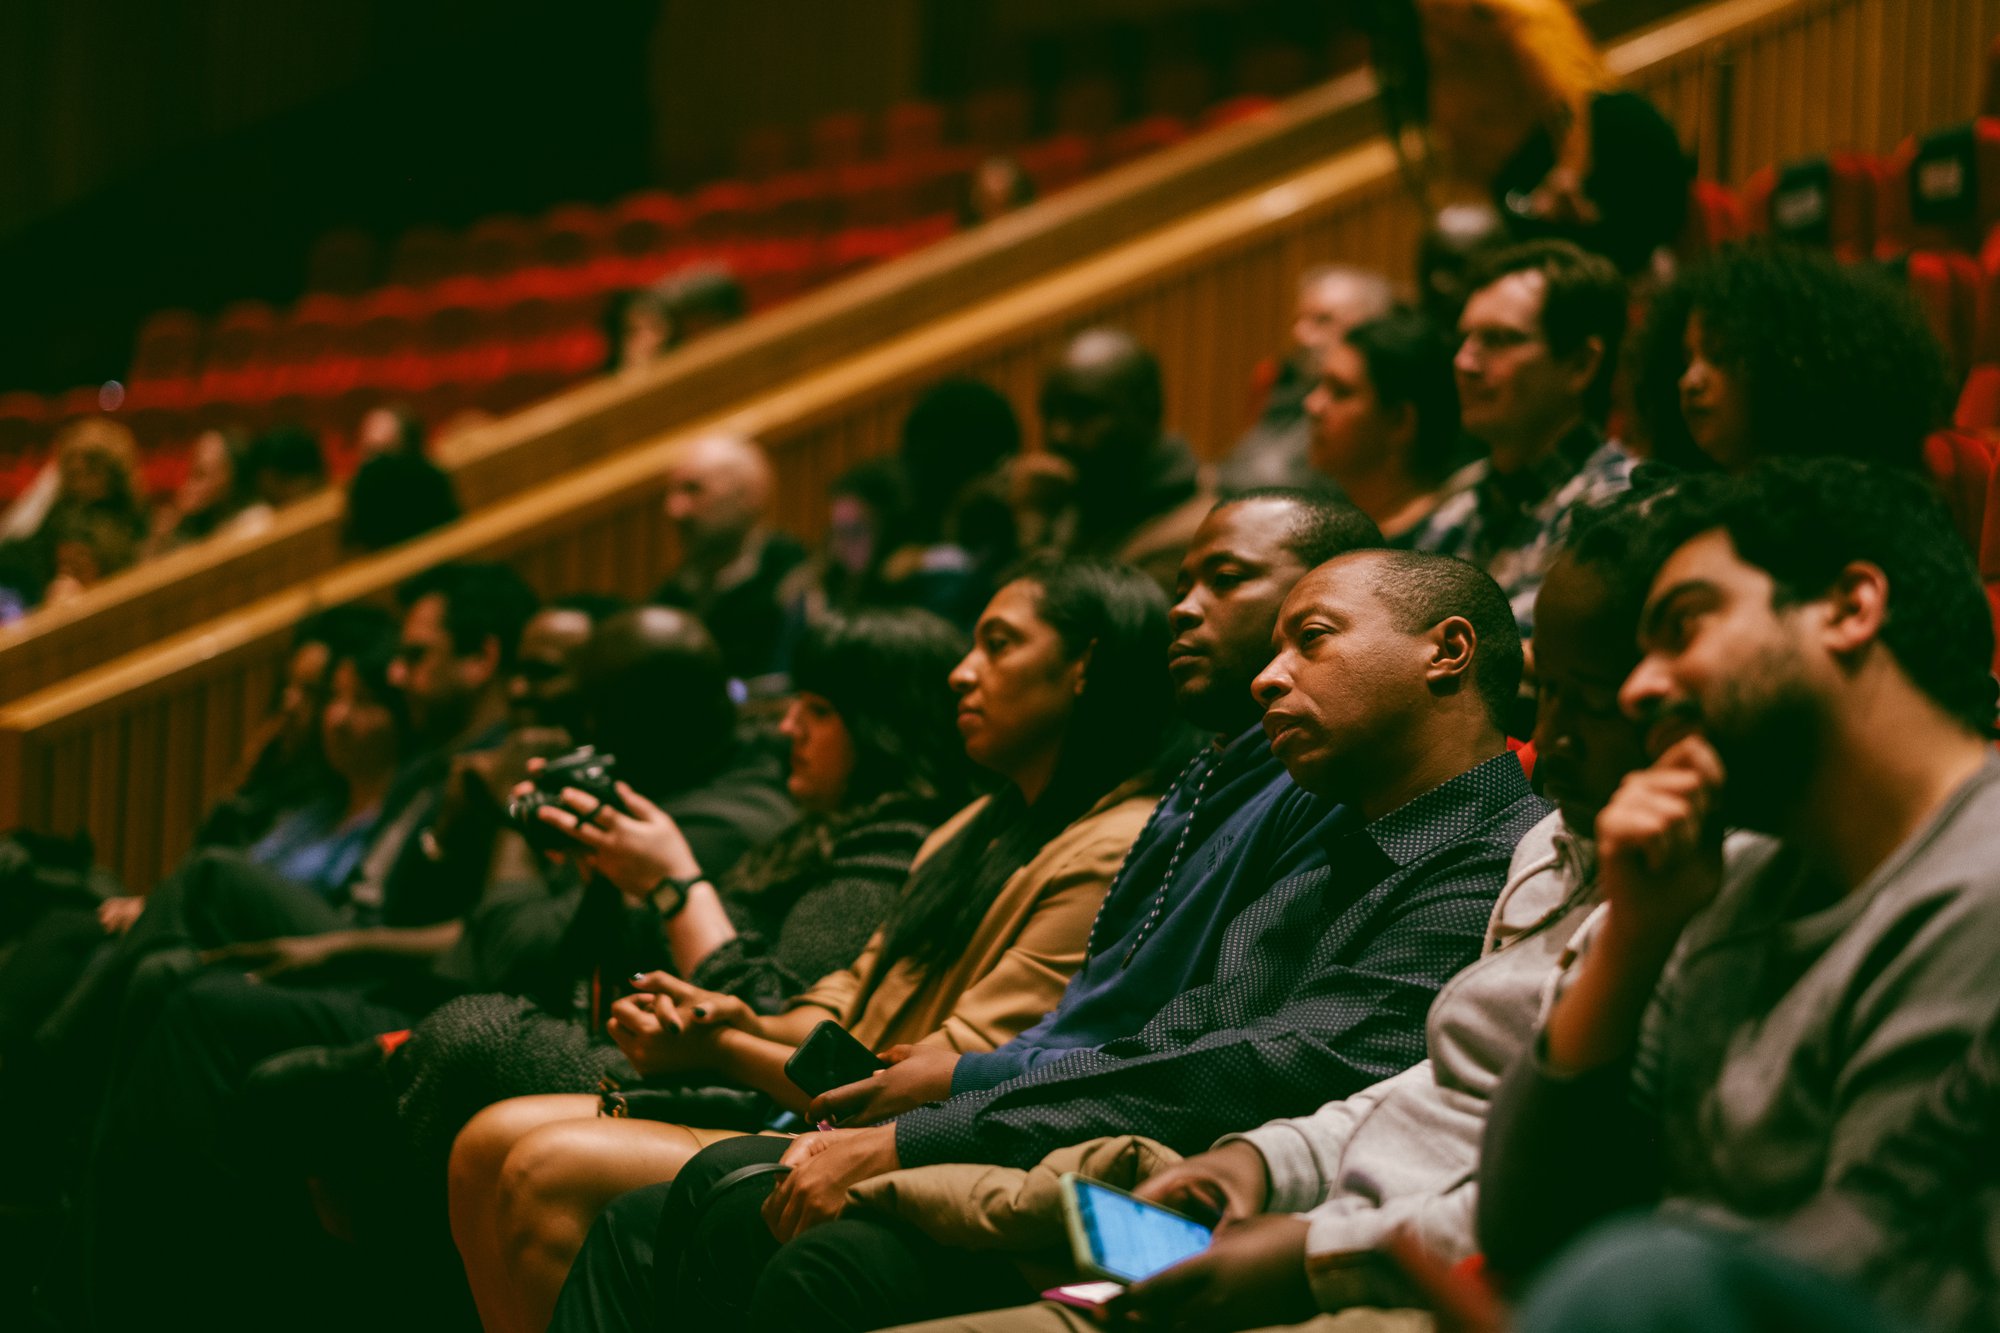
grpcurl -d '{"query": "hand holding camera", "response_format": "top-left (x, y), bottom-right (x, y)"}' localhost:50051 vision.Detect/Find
top-left (507, 746), bottom-right (701, 901)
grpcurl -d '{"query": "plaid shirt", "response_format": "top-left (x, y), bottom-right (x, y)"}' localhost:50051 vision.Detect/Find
top-left (893, 753), bottom-right (1550, 1170)
top-left (1409, 428), bottom-right (1634, 639)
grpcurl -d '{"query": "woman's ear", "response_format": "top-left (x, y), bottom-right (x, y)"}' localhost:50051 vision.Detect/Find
top-left (1426, 616), bottom-right (1478, 692)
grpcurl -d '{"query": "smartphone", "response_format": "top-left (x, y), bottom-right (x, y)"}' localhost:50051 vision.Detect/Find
top-left (784, 1019), bottom-right (887, 1098)
top-left (1059, 1173), bottom-right (1213, 1284)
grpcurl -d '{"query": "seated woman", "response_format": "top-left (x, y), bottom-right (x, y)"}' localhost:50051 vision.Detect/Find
top-left (449, 556), bottom-right (1177, 1333)
top-left (1304, 307), bottom-right (1473, 542)
top-left (1631, 245), bottom-right (1950, 474)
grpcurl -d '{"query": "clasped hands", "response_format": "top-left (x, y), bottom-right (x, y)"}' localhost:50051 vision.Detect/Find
top-left (609, 971), bottom-right (760, 1076)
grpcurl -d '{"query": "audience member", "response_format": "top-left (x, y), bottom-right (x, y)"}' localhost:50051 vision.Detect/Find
top-left (0, 416), bottom-right (150, 606)
top-left (1632, 245), bottom-right (1952, 473)
top-left (604, 285), bottom-right (677, 376)
top-left (960, 155), bottom-right (1037, 228)
top-left (456, 561), bottom-right (1172, 1332)
top-left (144, 426), bottom-right (266, 557)
top-left (1411, 240), bottom-right (1631, 641)
top-left (651, 433), bottom-right (808, 684)
top-left (344, 447), bottom-right (462, 551)
top-left (504, 593), bottom-right (625, 736)
top-left (1418, 201), bottom-right (1510, 332)
top-left (1023, 328), bottom-right (1212, 594)
top-left (248, 424), bottom-right (331, 510)
top-left (884, 377), bottom-right (1024, 627)
top-left (1216, 267), bottom-right (1399, 495)
top-left (1415, 0), bottom-right (1690, 273)
top-left (550, 548), bottom-right (1547, 1332)
top-left (1478, 460), bottom-right (2000, 1333)
top-left (354, 404), bottom-right (428, 461)
top-left (777, 460), bottom-right (912, 655)
top-left (1305, 307), bottom-right (1474, 542)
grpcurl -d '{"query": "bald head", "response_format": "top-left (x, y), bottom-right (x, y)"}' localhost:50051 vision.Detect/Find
top-left (662, 433), bottom-right (773, 561)
top-left (1040, 327), bottom-right (1164, 477)
top-left (1294, 267), bottom-right (1397, 358)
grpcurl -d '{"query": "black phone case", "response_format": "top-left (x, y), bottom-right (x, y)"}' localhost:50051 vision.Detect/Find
top-left (784, 1019), bottom-right (887, 1098)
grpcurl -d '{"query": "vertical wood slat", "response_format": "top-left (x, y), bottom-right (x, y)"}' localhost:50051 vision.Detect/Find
top-left (6, 0), bottom-right (1991, 890)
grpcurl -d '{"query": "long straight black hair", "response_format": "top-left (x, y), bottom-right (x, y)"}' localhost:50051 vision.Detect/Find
top-left (873, 555), bottom-right (1176, 976)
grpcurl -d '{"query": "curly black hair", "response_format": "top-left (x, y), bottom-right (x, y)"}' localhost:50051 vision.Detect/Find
top-left (1632, 245), bottom-right (1951, 473)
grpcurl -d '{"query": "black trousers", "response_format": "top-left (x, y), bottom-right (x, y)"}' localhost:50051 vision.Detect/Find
top-left (550, 1133), bottom-right (1037, 1333)
top-left (83, 967), bottom-right (411, 1333)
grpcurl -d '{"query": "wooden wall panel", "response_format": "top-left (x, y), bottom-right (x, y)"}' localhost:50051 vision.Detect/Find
top-left (5, 0), bottom-right (1998, 890)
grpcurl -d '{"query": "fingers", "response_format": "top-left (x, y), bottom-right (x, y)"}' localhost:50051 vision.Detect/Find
top-left (807, 1075), bottom-right (879, 1125)
top-left (880, 1044), bottom-right (919, 1065)
top-left (627, 970), bottom-right (675, 993)
top-left (615, 781), bottom-right (663, 821)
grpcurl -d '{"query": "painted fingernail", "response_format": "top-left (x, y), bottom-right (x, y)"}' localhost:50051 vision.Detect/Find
top-left (693, 1006), bottom-right (708, 1018)
top-left (629, 972), bottom-right (646, 984)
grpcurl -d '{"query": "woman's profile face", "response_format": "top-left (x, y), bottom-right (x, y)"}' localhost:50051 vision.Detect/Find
top-left (779, 690), bottom-right (857, 813)
top-left (179, 431), bottom-right (235, 515)
top-left (321, 659), bottom-right (401, 785)
top-left (947, 580), bottom-right (1085, 784)
top-left (1678, 310), bottom-right (1753, 470)
top-left (1305, 339), bottom-right (1401, 481)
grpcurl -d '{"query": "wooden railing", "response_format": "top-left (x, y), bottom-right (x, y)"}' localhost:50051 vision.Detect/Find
top-left (5, 0), bottom-right (1996, 890)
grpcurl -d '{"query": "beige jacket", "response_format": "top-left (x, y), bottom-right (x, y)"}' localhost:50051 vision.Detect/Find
top-left (786, 781), bottom-right (1157, 1056)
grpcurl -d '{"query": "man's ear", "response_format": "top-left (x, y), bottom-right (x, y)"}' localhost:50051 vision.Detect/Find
top-left (1560, 335), bottom-right (1605, 402)
top-left (1426, 616), bottom-right (1479, 695)
top-left (1820, 560), bottom-right (1890, 658)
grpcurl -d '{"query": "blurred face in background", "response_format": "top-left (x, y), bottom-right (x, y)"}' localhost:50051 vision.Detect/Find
top-left (178, 431), bottom-right (237, 517)
top-left (321, 659), bottom-right (401, 787)
top-left (59, 448), bottom-right (117, 506)
top-left (1677, 311), bottom-right (1753, 471)
top-left (661, 437), bottom-right (767, 561)
top-left (507, 607), bottom-right (594, 731)
top-left (826, 494), bottom-right (878, 579)
top-left (278, 639), bottom-right (334, 760)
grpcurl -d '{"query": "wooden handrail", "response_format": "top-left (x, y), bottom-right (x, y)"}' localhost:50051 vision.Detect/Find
top-left (8, 0), bottom-right (1997, 890)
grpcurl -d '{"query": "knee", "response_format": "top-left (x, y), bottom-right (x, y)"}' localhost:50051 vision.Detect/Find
top-left (670, 1132), bottom-right (791, 1204)
top-left (748, 1220), bottom-right (875, 1332)
top-left (496, 1121), bottom-right (606, 1260)
top-left (452, 1097), bottom-right (537, 1201)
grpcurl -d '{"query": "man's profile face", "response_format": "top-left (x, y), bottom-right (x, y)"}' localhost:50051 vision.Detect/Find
top-left (1251, 555), bottom-right (1433, 795)
top-left (662, 451), bottom-right (759, 554)
top-left (1619, 528), bottom-right (1826, 829)
top-left (1453, 270), bottom-right (1578, 451)
top-left (390, 593), bottom-right (486, 741)
top-left (1167, 501), bottom-right (1317, 734)
top-left (1530, 555), bottom-right (1647, 834)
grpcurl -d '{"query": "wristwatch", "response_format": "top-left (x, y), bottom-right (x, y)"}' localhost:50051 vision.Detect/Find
top-left (648, 874), bottom-right (707, 920)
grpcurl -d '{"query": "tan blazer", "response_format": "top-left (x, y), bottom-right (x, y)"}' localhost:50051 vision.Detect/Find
top-left (785, 780), bottom-right (1157, 1056)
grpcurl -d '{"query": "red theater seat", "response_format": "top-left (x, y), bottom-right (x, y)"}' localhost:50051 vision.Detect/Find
top-left (1201, 95), bottom-right (1280, 130)
top-left (735, 124), bottom-right (795, 181)
top-left (304, 229), bottom-right (379, 295)
top-left (882, 101), bottom-right (945, 159)
top-left (464, 216), bottom-right (536, 279)
top-left (1740, 154), bottom-right (1877, 259)
top-left (535, 205), bottom-right (611, 272)
top-left (962, 87), bottom-right (1032, 150)
top-left (388, 226), bottom-right (466, 287)
top-left (809, 111), bottom-right (869, 170)
top-left (1905, 250), bottom-right (1982, 379)
top-left (1016, 134), bottom-right (1095, 196)
top-left (1102, 115), bottom-right (1189, 168)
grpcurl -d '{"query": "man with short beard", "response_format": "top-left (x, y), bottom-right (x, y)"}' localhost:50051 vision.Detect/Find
top-left (1478, 459), bottom-right (2000, 1333)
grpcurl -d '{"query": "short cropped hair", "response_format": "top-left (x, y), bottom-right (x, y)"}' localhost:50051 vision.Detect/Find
top-left (1228, 488), bottom-right (1384, 566)
top-left (398, 562), bottom-right (540, 670)
top-left (1627, 458), bottom-right (1997, 735)
top-left (1463, 239), bottom-right (1628, 421)
top-left (1361, 550), bottom-right (1525, 726)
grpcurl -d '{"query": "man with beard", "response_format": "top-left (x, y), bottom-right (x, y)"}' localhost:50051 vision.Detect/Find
top-left (1024, 329), bottom-right (1214, 594)
top-left (1477, 458), bottom-right (2000, 1331)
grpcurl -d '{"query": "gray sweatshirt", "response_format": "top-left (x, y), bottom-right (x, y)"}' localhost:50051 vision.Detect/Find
top-left (1480, 753), bottom-right (2000, 1323)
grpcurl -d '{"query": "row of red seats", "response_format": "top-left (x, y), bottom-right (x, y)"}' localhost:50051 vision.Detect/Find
top-left (308, 105), bottom-right (1266, 294)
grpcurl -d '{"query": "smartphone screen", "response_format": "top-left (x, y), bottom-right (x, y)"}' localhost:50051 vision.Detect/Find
top-left (1071, 1179), bottom-right (1212, 1282)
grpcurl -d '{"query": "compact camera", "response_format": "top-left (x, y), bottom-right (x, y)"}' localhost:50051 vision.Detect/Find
top-left (507, 745), bottom-right (628, 854)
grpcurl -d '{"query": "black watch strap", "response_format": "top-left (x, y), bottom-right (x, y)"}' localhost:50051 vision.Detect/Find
top-left (649, 874), bottom-right (705, 920)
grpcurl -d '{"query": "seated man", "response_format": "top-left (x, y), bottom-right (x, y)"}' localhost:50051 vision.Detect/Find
top-left (650, 433), bottom-right (807, 686)
top-left (1409, 239), bottom-right (1632, 642)
top-left (1022, 328), bottom-right (1215, 594)
top-left (554, 548), bottom-right (1549, 1332)
top-left (1478, 459), bottom-right (2000, 1330)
